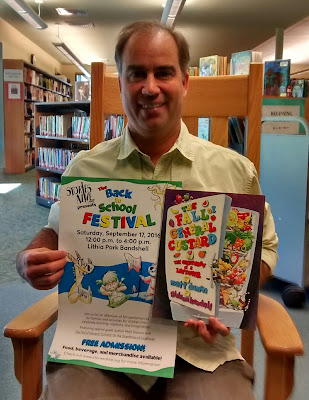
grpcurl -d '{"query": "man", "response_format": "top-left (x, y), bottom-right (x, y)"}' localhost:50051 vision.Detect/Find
top-left (17, 21), bottom-right (278, 399)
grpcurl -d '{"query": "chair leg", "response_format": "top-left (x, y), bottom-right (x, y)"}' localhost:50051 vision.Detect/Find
top-left (12, 335), bottom-right (44, 400)
top-left (264, 354), bottom-right (294, 400)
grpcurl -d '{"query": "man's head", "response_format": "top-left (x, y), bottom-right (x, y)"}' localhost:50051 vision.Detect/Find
top-left (115, 20), bottom-right (190, 78)
top-left (115, 20), bottom-right (190, 146)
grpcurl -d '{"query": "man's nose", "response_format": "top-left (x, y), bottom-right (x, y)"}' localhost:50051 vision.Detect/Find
top-left (142, 75), bottom-right (160, 96)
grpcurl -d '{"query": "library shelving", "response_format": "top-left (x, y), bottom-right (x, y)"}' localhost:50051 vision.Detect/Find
top-left (34, 101), bottom-right (90, 208)
top-left (3, 59), bottom-right (72, 173)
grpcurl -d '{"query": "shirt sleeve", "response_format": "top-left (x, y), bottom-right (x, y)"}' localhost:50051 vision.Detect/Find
top-left (250, 166), bottom-right (278, 274)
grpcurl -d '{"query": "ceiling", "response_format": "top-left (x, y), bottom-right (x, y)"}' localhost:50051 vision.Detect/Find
top-left (1, 0), bottom-right (309, 70)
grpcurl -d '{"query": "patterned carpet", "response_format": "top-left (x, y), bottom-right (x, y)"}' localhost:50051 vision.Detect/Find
top-left (0, 168), bottom-right (49, 283)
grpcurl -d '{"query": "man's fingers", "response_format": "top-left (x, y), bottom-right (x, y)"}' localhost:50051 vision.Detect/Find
top-left (208, 317), bottom-right (231, 336)
top-left (25, 258), bottom-right (67, 280)
top-left (27, 249), bottom-right (67, 265)
top-left (30, 268), bottom-right (65, 290)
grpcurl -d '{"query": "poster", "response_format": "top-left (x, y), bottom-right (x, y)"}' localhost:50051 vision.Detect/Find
top-left (48, 178), bottom-right (181, 378)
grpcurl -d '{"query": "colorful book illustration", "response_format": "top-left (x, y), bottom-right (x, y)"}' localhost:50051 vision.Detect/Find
top-left (291, 79), bottom-right (305, 98)
top-left (153, 190), bottom-right (264, 329)
top-left (48, 178), bottom-right (181, 378)
top-left (230, 50), bottom-right (262, 75)
top-left (264, 59), bottom-right (291, 97)
top-left (199, 55), bottom-right (227, 77)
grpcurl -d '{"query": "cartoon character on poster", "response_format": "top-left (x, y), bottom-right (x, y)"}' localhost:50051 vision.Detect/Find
top-left (67, 251), bottom-right (94, 304)
top-left (139, 263), bottom-right (157, 301)
top-left (96, 271), bottom-right (129, 308)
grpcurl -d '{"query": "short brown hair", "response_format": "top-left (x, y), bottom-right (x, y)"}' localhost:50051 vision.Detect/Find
top-left (115, 20), bottom-right (190, 77)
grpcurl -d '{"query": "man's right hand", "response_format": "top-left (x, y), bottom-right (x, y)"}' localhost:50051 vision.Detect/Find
top-left (17, 248), bottom-right (67, 290)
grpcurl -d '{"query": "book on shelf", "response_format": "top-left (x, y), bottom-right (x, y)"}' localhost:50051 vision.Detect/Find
top-left (38, 147), bottom-right (79, 171)
top-left (39, 115), bottom-right (72, 138)
top-left (230, 50), bottom-right (262, 75)
top-left (228, 117), bottom-right (244, 144)
top-left (153, 189), bottom-right (264, 329)
top-left (264, 59), bottom-right (291, 97)
top-left (290, 79), bottom-right (306, 98)
top-left (188, 67), bottom-right (199, 76)
top-left (72, 116), bottom-right (91, 139)
top-left (104, 115), bottom-right (125, 141)
top-left (199, 55), bottom-right (227, 76)
top-left (198, 118), bottom-right (210, 141)
top-left (39, 177), bottom-right (61, 201)
top-left (75, 81), bottom-right (91, 101)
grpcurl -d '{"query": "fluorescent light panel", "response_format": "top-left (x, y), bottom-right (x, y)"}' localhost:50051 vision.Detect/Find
top-left (3, 0), bottom-right (48, 29)
top-left (53, 43), bottom-right (91, 79)
top-left (161, 0), bottom-right (186, 28)
top-left (56, 8), bottom-right (73, 16)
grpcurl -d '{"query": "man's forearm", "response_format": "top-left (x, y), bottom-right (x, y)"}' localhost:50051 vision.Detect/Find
top-left (260, 261), bottom-right (271, 288)
top-left (23, 227), bottom-right (58, 251)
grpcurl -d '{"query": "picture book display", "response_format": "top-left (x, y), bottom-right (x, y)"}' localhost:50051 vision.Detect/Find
top-left (153, 190), bottom-right (264, 329)
top-left (48, 178), bottom-right (181, 378)
top-left (264, 59), bottom-right (291, 97)
top-left (230, 50), bottom-right (262, 75)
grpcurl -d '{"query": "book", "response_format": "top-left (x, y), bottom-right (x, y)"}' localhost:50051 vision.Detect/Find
top-left (198, 117), bottom-right (210, 141)
top-left (153, 189), bottom-right (264, 329)
top-left (264, 59), bottom-right (291, 97)
top-left (48, 178), bottom-right (182, 378)
top-left (188, 67), bottom-right (199, 76)
top-left (199, 55), bottom-right (227, 76)
top-left (291, 79), bottom-right (305, 98)
top-left (230, 50), bottom-right (262, 75)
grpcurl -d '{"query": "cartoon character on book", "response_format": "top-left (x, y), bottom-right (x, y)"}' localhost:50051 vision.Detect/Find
top-left (139, 263), bottom-right (157, 301)
top-left (67, 251), bottom-right (94, 304)
top-left (96, 271), bottom-right (129, 308)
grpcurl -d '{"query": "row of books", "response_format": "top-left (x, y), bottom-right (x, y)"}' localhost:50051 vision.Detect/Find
top-left (104, 115), bottom-right (124, 141)
top-left (24, 134), bottom-right (34, 150)
top-left (72, 116), bottom-right (90, 139)
top-left (24, 119), bottom-right (33, 133)
top-left (25, 149), bottom-right (35, 169)
top-left (199, 55), bottom-right (228, 76)
top-left (24, 102), bottom-right (34, 118)
top-left (24, 85), bottom-right (70, 102)
top-left (38, 147), bottom-right (78, 171)
top-left (39, 115), bottom-right (72, 137)
top-left (39, 177), bottom-right (61, 202)
top-left (23, 67), bottom-right (71, 97)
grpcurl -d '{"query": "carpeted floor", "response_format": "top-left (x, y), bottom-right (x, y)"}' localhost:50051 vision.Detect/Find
top-left (0, 168), bottom-right (308, 400)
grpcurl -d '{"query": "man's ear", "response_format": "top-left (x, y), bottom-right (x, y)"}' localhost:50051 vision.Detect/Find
top-left (182, 72), bottom-right (189, 97)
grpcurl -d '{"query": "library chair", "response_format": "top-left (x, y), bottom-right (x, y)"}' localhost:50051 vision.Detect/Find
top-left (4, 62), bottom-right (304, 400)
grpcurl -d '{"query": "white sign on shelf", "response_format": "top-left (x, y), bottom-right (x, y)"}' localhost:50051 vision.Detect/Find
top-left (4, 69), bottom-right (23, 82)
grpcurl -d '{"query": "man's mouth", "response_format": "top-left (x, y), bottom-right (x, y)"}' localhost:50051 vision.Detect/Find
top-left (141, 103), bottom-right (163, 109)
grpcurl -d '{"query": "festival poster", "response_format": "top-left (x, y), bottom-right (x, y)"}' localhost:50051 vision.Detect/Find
top-left (48, 178), bottom-right (181, 378)
top-left (153, 190), bottom-right (264, 329)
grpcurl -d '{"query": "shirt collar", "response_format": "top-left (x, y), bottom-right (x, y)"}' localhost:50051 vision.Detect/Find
top-left (117, 120), bottom-right (194, 162)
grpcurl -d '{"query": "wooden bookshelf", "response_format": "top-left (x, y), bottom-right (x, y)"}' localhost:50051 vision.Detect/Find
top-left (34, 101), bottom-right (90, 207)
top-left (3, 59), bottom-right (72, 173)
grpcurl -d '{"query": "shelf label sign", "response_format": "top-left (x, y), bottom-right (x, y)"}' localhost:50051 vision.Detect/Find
top-left (6, 82), bottom-right (22, 101)
top-left (4, 69), bottom-right (23, 82)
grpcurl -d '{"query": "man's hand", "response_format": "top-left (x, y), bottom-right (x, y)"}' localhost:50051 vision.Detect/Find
top-left (17, 248), bottom-right (67, 290)
top-left (184, 317), bottom-right (230, 344)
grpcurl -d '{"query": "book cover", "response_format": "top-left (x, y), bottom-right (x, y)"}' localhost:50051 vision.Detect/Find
top-left (153, 190), bottom-right (264, 329)
top-left (264, 59), bottom-right (291, 97)
top-left (291, 79), bottom-right (305, 98)
top-left (48, 178), bottom-right (182, 378)
top-left (199, 55), bottom-right (219, 76)
top-left (230, 50), bottom-right (262, 75)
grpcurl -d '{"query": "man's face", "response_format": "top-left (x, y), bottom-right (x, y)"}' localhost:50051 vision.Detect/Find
top-left (118, 31), bottom-right (188, 139)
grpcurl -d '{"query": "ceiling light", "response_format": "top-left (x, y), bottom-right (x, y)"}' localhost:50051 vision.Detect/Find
top-left (56, 8), bottom-right (73, 16)
top-left (161, 0), bottom-right (186, 28)
top-left (53, 43), bottom-right (91, 79)
top-left (3, 0), bottom-right (47, 29)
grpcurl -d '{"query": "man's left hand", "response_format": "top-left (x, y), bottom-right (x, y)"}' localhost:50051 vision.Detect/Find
top-left (184, 317), bottom-right (230, 344)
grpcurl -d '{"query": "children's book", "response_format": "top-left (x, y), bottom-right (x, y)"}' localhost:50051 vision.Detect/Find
top-left (264, 59), bottom-right (291, 97)
top-left (230, 50), bottom-right (262, 75)
top-left (153, 189), bottom-right (264, 329)
top-left (48, 178), bottom-right (181, 378)
top-left (199, 55), bottom-right (219, 76)
top-left (291, 79), bottom-right (305, 98)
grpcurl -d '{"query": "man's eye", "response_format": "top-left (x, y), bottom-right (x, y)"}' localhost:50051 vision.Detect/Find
top-left (156, 70), bottom-right (173, 79)
top-left (128, 71), bottom-right (145, 81)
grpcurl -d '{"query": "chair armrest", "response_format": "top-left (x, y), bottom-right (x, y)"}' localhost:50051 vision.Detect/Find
top-left (4, 291), bottom-right (58, 340)
top-left (257, 293), bottom-right (304, 356)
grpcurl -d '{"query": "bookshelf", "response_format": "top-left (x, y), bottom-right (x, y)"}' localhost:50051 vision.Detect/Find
top-left (34, 101), bottom-right (90, 208)
top-left (3, 59), bottom-right (72, 173)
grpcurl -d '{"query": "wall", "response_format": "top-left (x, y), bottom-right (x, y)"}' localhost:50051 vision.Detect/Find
top-left (0, 18), bottom-right (62, 75)
top-left (0, 43), bottom-right (4, 170)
